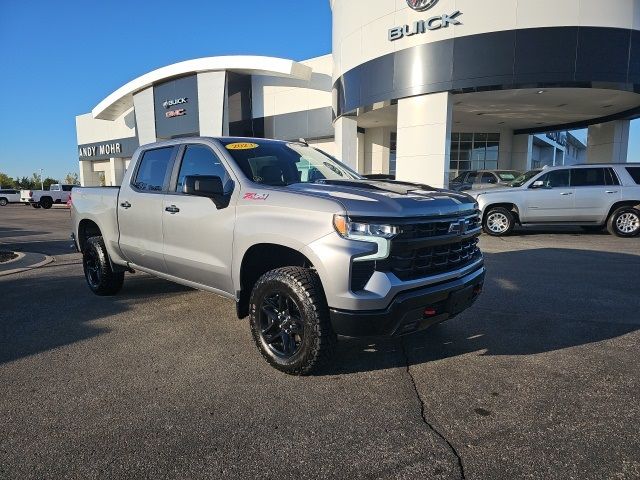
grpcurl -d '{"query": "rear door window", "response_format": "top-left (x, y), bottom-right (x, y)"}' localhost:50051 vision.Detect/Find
top-left (626, 167), bottom-right (640, 184)
top-left (570, 168), bottom-right (606, 187)
top-left (133, 147), bottom-right (175, 192)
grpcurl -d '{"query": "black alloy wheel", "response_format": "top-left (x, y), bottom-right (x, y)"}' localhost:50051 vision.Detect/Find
top-left (249, 267), bottom-right (336, 375)
top-left (82, 236), bottom-right (125, 295)
top-left (259, 291), bottom-right (305, 358)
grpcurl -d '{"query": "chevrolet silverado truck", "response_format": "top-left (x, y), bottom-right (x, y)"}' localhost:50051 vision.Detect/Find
top-left (472, 164), bottom-right (640, 237)
top-left (71, 137), bottom-right (485, 374)
top-left (21, 184), bottom-right (74, 209)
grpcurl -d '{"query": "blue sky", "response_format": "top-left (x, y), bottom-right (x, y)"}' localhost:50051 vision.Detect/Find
top-left (0, 0), bottom-right (637, 181)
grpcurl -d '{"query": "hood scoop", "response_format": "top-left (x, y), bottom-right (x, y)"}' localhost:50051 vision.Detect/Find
top-left (316, 179), bottom-right (438, 196)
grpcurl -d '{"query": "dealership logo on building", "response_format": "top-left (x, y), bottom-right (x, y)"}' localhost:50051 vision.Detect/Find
top-left (389, 10), bottom-right (462, 41)
top-left (162, 97), bottom-right (188, 109)
top-left (407, 0), bottom-right (439, 12)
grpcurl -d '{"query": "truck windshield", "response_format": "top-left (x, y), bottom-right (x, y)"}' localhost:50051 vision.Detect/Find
top-left (221, 140), bottom-right (362, 186)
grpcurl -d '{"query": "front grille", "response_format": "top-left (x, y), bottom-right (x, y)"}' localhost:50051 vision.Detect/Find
top-left (379, 237), bottom-right (481, 281)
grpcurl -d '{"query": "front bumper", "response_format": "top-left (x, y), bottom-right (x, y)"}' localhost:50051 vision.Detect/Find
top-left (329, 266), bottom-right (485, 337)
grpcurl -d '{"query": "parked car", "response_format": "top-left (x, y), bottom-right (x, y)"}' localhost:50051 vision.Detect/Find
top-left (72, 137), bottom-right (485, 374)
top-left (0, 189), bottom-right (20, 206)
top-left (472, 164), bottom-right (640, 237)
top-left (450, 170), bottom-right (523, 192)
top-left (20, 184), bottom-right (74, 209)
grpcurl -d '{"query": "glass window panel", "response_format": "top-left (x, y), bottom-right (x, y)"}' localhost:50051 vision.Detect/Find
top-left (487, 133), bottom-right (500, 142)
top-left (460, 133), bottom-right (473, 142)
top-left (451, 133), bottom-right (460, 142)
top-left (458, 161), bottom-right (471, 171)
top-left (133, 147), bottom-right (174, 192)
top-left (177, 145), bottom-right (228, 192)
top-left (485, 160), bottom-right (498, 170)
top-left (458, 150), bottom-right (470, 161)
top-left (474, 133), bottom-right (488, 143)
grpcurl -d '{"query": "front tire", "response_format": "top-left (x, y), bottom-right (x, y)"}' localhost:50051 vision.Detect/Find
top-left (83, 236), bottom-right (124, 296)
top-left (0, 198), bottom-right (7, 206)
top-left (249, 267), bottom-right (336, 375)
top-left (483, 207), bottom-right (515, 236)
top-left (607, 207), bottom-right (640, 238)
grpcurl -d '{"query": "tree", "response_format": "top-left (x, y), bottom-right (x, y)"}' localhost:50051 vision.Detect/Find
top-left (0, 172), bottom-right (14, 188)
top-left (64, 172), bottom-right (80, 185)
top-left (31, 172), bottom-right (42, 189)
top-left (43, 177), bottom-right (59, 190)
top-left (15, 176), bottom-right (35, 190)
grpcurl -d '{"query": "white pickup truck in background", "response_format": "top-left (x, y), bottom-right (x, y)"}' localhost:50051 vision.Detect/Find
top-left (20, 184), bottom-right (74, 209)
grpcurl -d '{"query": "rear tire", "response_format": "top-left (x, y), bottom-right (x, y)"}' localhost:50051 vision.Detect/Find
top-left (607, 207), bottom-right (640, 238)
top-left (0, 198), bottom-right (7, 206)
top-left (483, 207), bottom-right (515, 236)
top-left (40, 197), bottom-right (53, 209)
top-left (83, 236), bottom-right (125, 296)
top-left (249, 267), bottom-right (336, 375)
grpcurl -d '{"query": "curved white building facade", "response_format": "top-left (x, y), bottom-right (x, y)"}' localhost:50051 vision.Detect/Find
top-left (77, 0), bottom-right (640, 186)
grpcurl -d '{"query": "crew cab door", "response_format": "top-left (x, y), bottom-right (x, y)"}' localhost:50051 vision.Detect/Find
top-left (117, 146), bottom-right (177, 273)
top-left (571, 167), bottom-right (621, 222)
top-left (523, 169), bottom-right (575, 222)
top-left (161, 143), bottom-right (236, 293)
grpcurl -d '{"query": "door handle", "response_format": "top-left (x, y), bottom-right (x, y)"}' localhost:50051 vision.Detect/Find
top-left (560, 192), bottom-right (573, 196)
top-left (605, 191), bottom-right (618, 194)
top-left (120, 201), bottom-right (132, 209)
top-left (165, 205), bottom-right (180, 214)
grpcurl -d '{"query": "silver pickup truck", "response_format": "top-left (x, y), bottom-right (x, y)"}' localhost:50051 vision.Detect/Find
top-left (472, 164), bottom-right (640, 237)
top-left (72, 137), bottom-right (485, 374)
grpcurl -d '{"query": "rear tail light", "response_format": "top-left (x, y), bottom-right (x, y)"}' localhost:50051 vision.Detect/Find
top-left (29, 190), bottom-right (33, 197)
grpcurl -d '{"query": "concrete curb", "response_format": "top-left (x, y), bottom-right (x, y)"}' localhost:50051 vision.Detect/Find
top-left (0, 253), bottom-right (54, 277)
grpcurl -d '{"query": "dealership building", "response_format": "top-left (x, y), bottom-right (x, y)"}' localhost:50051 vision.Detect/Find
top-left (76, 0), bottom-right (639, 187)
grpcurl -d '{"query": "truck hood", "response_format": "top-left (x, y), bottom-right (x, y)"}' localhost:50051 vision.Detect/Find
top-left (287, 180), bottom-right (477, 218)
top-left (469, 186), bottom-right (524, 198)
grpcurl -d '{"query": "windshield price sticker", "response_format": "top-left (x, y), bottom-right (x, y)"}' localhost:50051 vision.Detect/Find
top-left (226, 142), bottom-right (259, 150)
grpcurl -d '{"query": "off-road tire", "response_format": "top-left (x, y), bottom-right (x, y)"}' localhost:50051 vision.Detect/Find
top-left (0, 198), bottom-right (7, 206)
top-left (40, 197), bottom-right (53, 209)
top-left (249, 267), bottom-right (336, 375)
top-left (483, 207), bottom-right (515, 236)
top-left (83, 236), bottom-right (125, 296)
top-left (607, 206), bottom-right (640, 238)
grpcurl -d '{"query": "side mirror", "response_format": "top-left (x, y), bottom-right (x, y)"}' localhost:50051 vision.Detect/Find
top-left (530, 180), bottom-right (545, 189)
top-left (183, 175), bottom-right (232, 208)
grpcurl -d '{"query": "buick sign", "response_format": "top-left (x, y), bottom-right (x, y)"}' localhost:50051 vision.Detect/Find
top-left (389, 11), bottom-right (462, 41)
top-left (162, 97), bottom-right (188, 109)
top-left (407, 0), bottom-right (439, 11)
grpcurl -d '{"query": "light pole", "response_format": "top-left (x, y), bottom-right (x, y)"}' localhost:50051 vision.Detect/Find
top-left (39, 168), bottom-right (44, 190)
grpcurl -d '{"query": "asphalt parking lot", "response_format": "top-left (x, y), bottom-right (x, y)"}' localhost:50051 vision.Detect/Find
top-left (1, 204), bottom-right (639, 480)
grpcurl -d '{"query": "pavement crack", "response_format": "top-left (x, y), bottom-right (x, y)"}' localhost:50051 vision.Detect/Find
top-left (400, 339), bottom-right (466, 480)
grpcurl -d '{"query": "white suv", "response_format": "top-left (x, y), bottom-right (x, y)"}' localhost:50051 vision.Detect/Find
top-left (471, 164), bottom-right (640, 238)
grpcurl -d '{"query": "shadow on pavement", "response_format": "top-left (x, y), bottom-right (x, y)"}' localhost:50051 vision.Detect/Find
top-left (0, 271), bottom-right (192, 365)
top-left (320, 247), bottom-right (640, 376)
top-left (1, 247), bottom-right (638, 373)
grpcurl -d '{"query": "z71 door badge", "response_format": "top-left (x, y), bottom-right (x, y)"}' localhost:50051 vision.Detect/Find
top-left (244, 193), bottom-right (270, 201)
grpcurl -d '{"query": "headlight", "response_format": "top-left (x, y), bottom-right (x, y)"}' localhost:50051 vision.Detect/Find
top-left (333, 215), bottom-right (399, 239)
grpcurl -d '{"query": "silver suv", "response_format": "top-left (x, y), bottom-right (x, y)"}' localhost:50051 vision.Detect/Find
top-left (472, 164), bottom-right (640, 237)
